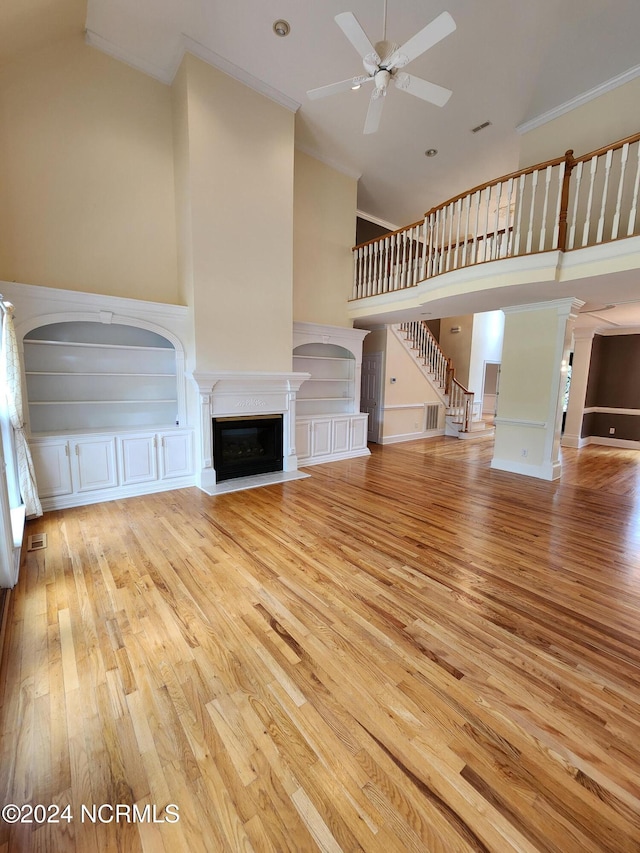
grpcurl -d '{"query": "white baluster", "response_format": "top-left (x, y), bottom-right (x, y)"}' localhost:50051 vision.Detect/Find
top-left (596, 148), bottom-right (613, 243)
top-left (551, 161), bottom-right (565, 249)
top-left (453, 199), bottom-right (462, 270)
top-left (353, 248), bottom-right (360, 298)
top-left (628, 143), bottom-right (640, 236)
top-left (461, 194), bottom-right (471, 266)
top-left (365, 243), bottom-right (373, 297)
top-left (526, 169), bottom-right (539, 253)
top-left (445, 203), bottom-right (453, 270)
top-left (568, 160), bottom-right (584, 250)
top-left (391, 234), bottom-right (400, 290)
top-left (514, 173), bottom-right (526, 255)
top-left (419, 217), bottom-right (428, 282)
top-left (438, 208), bottom-right (446, 273)
top-left (382, 236), bottom-right (389, 292)
top-left (503, 178), bottom-right (514, 256)
top-left (482, 186), bottom-right (491, 261)
top-left (472, 190), bottom-right (481, 263)
top-left (492, 182), bottom-right (502, 260)
top-left (407, 226), bottom-right (415, 285)
top-left (611, 143), bottom-right (629, 240)
top-left (538, 165), bottom-right (552, 251)
top-left (581, 155), bottom-right (598, 247)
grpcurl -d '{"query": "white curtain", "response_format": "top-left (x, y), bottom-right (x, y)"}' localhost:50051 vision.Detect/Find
top-left (1, 305), bottom-right (42, 518)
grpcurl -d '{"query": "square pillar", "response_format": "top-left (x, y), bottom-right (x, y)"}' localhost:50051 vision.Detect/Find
top-left (491, 298), bottom-right (583, 480)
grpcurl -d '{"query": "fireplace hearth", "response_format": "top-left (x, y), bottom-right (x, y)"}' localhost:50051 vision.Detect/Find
top-left (212, 415), bottom-right (283, 482)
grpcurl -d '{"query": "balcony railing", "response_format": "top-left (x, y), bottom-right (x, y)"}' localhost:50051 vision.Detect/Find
top-left (351, 131), bottom-right (640, 301)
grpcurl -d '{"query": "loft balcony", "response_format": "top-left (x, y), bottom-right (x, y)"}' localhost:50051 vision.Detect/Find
top-left (348, 132), bottom-right (640, 322)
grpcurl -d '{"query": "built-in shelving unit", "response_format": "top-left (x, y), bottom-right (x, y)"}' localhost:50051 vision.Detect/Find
top-left (292, 322), bottom-right (370, 466)
top-left (293, 346), bottom-right (356, 416)
top-left (24, 322), bottom-right (180, 434)
top-left (19, 317), bottom-right (194, 510)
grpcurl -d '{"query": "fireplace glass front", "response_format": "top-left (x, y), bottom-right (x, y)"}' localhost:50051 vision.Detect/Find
top-left (212, 415), bottom-right (283, 482)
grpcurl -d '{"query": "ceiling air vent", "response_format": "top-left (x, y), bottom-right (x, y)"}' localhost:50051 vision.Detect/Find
top-left (471, 121), bottom-right (492, 134)
top-left (27, 533), bottom-right (47, 551)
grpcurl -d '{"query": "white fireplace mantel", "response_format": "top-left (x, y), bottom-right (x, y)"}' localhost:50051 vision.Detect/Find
top-left (192, 370), bottom-right (310, 492)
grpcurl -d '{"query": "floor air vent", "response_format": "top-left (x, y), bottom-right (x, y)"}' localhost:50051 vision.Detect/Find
top-left (27, 533), bottom-right (47, 551)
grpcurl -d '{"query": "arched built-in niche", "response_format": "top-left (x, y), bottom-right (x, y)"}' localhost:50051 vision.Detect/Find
top-left (22, 318), bottom-right (186, 434)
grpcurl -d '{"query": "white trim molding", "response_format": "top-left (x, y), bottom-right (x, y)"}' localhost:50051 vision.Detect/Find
top-left (516, 64), bottom-right (640, 135)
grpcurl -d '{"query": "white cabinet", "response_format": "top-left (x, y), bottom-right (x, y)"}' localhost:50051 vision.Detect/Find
top-left (31, 439), bottom-right (73, 498)
top-left (74, 437), bottom-right (118, 493)
top-left (159, 431), bottom-right (193, 480)
top-left (120, 434), bottom-right (158, 485)
top-left (31, 429), bottom-right (194, 510)
top-left (297, 415), bottom-right (369, 466)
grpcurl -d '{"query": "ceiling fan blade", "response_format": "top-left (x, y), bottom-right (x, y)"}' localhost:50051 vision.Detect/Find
top-left (387, 11), bottom-right (456, 69)
top-left (394, 73), bottom-right (452, 107)
top-left (307, 75), bottom-right (372, 100)
top-left (363, 88), bottom-right (386, 135)
top-left (335, 12), bottom-right (378, 62)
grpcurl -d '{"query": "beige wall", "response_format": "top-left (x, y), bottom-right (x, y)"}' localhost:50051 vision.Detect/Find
top-left (0, 36), bottom-right (179, 303)
top-left (519, 76), bottom-right (640, 168)
top-left (293, 150), bottom-right (357, 328)
top-left (438, 315), bottom-right (473, 388)
top-left (173, 55), bottom-right (295, 373)
top-left (363, 327), bottom-right (443, 442)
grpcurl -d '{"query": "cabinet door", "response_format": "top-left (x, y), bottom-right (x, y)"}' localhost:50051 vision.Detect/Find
top-left (120, 434), bottom-right (157, 485)
top-left (159, 431), bottom-right (193, 480)
top-left (332, 418), bottom-right (351, 454)
top-left (350, 415), bottom-right (369, 451)
top-left (31, 440), bottom-right (73, 498)
top-left (311, 419), bottom-right (332, 456)
top-left (295, 420), bottom-right (311, 461)
top-left (73, 437), bottom-right (118, 493)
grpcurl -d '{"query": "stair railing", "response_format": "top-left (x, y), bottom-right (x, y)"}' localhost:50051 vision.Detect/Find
top-left (352, 131), bottom-right (640, 300)
top-left (398, 321), bottom-right (474, 433)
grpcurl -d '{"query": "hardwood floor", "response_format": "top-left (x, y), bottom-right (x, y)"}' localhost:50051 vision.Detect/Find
top-left (2, 437), bottom-right (640, 851)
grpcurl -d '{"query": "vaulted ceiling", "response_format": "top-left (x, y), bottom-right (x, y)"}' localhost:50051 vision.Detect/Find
top-left (81, 0), bottom-right (640, 227)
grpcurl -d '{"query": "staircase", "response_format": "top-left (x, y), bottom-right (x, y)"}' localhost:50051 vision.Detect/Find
top-left (394, 321), bottom-right (494, 439)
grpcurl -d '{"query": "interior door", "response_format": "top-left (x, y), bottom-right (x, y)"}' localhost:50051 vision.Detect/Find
top-left (361, 352), bottom-right (383, 443)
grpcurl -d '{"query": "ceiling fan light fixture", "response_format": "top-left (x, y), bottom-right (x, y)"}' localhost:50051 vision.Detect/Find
top-left (273, 19), bottom-right (290, 37)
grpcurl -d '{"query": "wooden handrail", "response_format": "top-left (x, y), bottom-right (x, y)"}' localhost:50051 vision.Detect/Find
top-left (424, 154), bottom-right (567, 218)
top-left (572, 130), bottom-right (640, 164)
top-left (352, 218), bottom-right (424, 251)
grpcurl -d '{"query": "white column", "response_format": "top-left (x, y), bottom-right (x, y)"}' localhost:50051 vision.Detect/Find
top-left (491, 298), bottom-right (583, 480)
top-left (561, 328), bottom-right (595, 449)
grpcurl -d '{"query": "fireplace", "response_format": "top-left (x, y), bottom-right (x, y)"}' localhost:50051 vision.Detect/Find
top-left (212, 415), bottom-right (283, 482)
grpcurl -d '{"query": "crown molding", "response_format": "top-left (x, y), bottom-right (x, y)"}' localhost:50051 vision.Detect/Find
top-left (85, 29), bottom-right (301, 113)
top-left (356, 210), bottom-right (399, 232)
top-left (181, 36), bottom-right (300, 112)
top-left (85, 29), bottom-right (176, 84)
top-left (516, 63), bottom-right (640, 135)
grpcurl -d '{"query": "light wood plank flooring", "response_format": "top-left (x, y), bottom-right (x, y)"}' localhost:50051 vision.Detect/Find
top-left (2, 438), bottom-right (640, 852)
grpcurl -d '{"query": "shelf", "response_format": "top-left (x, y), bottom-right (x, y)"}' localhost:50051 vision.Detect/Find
top-left (26, 371), bottom-right (176, 377)
top-left (29, 399), bottom-right (178, 405)
top-left (294, 355), bottom-right (353, 362)
top-left (25, 339), bottom-right (173, 353)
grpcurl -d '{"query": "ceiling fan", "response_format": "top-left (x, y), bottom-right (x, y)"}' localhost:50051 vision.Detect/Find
top-left (307, 2), bottom-right (456, 134)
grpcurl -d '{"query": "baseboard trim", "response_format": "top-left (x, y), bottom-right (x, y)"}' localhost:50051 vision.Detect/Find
top-left (40, 476), bottom-right (197, 512)
top-left (381, 429), bottom-right (444, 445)
top-left (490, 457), bottom-right (562, 481)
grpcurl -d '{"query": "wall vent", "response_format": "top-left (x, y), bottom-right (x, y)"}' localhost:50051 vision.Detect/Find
top-left (425, 404), bottom-right (440, 431)
top-left (27, 533), bottom-right (47, 551)
top-left (471, 121), bottom-right (492, 134)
